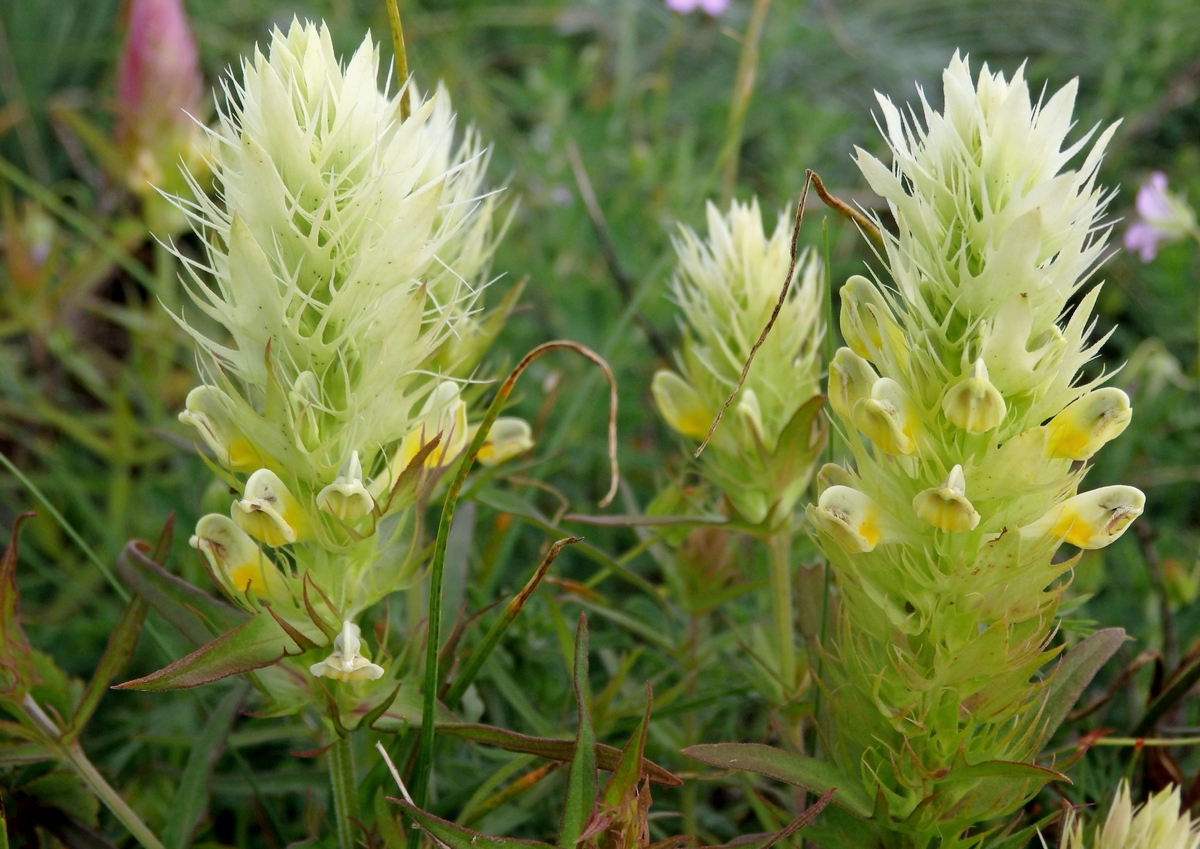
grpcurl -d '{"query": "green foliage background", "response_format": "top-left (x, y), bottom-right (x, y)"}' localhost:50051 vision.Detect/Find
top-left (3, 0), bottom-right (1200, 845)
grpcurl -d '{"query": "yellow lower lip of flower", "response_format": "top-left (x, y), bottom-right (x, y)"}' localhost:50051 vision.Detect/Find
top-left (227, 562), bottom-right (268, 595)
top-left (913, 489), bottom-right (980, 532)
top-left (227, 438), bottom-right (261, 472)
top-left (234, 506), bottom-right (296, 547)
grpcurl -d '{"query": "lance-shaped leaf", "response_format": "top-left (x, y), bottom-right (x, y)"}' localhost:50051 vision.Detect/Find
top-left (559, 613), bottom-right (596, 848)
top-left (0, 513), bottom-right (36, 701)
top-left (594, 683), bottom-right (654, 849)
top-left (683, 743), bottom-right (873, 818)
top-left (392, 800), bottom-right (552, 849)
top-left (117, 538), bottom-right (244, 647)
top-left (1039, 627), bottom-right (1125, 742)
top-left (709, 788), bottom-right (836, 849)
top-left (66, 593), bottom-right (146, 742)
top-left (114, 612), bottom-right (302, 691)
top-left (438, 724), bottom-right (680, 786)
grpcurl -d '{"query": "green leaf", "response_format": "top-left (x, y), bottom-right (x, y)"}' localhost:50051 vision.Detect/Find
top-left (601, 685), bottom-right (651, 807)
top-left (1136, 640), bottom-right (1200, 736)
top-left (161, 682), bottom-right (247, 849)
top-left (682, 743), bottom-right (873, 818)
top-left (1041, 627), bottom-right (1125, 741)
top-left (66, 593), bottom-right (147, 743)
top-left (374, 788), bottom-right (406, 849)
top-left (114, 613), bottom-right (300, 691)
top-left (393, 801), bottom-right (552, 849)
top-left (437, 724), bottom-right (680, 785)
top-left (559, 613), bottom-right (596, 849)
top-left (117, 539), bottom-right (244, 648)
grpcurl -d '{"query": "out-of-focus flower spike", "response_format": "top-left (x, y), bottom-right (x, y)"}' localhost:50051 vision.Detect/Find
top-left (807, 486), bottom-right (891, 553)
top-left (829, 347), bottom-right (879, 420)
top-left (1045, 388), bottom-right (1132, 461)
top-left (309, 620), bottom-right (385, 682)
top-left (190, 514), bottom-right (280, 599)
top-left (1061, 781), bottom-right (1200, 849)
top-left (1021, 486), bottom-right (1145, 550)
top-left (1123, 172), bottom-right (1198, 263)
top-left (652, 370), bottom-right (712, 442)
top-left (233, 469), bottom-right (311, 547)
top-left (912, 465), bottom-right (980, 532)
top-left (853, 378), bottom-right (920, 456)
top-left (471, 418), bottom-right (535, 467)
top-left (179, 386), bottom-right (262, 472)
top-left (942, 359), bottom-right (1006, 433)
top-left (317, 452), bottom-right (374, 521)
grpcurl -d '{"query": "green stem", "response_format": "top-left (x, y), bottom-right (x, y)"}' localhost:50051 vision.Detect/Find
top-left (409, 341), bottom-right (618, 848)
top-left (384, 0), bottom-right (411, 120)
top-left (717, 0), bottom-right (772, 203)
top-left (768, 529), bottom-right (796, 699)
top-left (22, 696), bottom-right (164, 849)
top-left (328, 734), bottom-right (358, 849)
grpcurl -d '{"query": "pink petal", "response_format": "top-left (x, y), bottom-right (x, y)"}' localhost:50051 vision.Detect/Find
top-left (1135, 171), bottom-right (1174, 221)
top-left (1124, 221), bottom-right (1164, 263)
top-left (699, 0), bottom-right (731, 13)
top-left (115, 0), bottom-right (202, 149)
top-left (665, 0), bottom-right (700, 11)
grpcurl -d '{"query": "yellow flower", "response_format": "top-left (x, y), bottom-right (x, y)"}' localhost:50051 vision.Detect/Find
top-left (808, 486), bottom-right (890, 553)
top-left (941, 359), bottom-right (1006, 433)
top-left (912, 465), bottom-right (980, 532)
top-left (651, 370), bottom-right (712, 441)
top-left (190, 514), bottom-right (280, 599)
top-left (309, 621), bottom-right (385, 683)
top-left (232, 469), bottom-right (311, 547)
top-left (1021, 486), bottom-right (1145, 550)
top-left (471, 418), bottom-right (535, 467)
top-left (1046, 388), bottom-right (1133, 461)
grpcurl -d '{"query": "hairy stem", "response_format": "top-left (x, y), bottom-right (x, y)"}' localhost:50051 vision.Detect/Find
top-left (328, 734), bottom-right (358, 849)
top-left (22, 695), bottom-right (164, 849)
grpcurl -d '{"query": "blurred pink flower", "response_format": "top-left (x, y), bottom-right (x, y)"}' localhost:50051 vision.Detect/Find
top-left (1124, 171), bottom-right (1198, 262)
top-left (665, 0), bottom-right (731, 16)
top-left (115, 0), bottom-right (202, 154)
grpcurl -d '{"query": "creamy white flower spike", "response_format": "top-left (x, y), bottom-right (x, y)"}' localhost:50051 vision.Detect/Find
top-left (1062, 782), bottom-right (1200, 849)
top-left (316, 451), bottom-right (374, 521)
top-left (233, 469), bottom-right (310, 547)
top-left (912, 465), bottom-right (980, 532)
top-left (170, 18), bottom-right (500, 483)
top-left (309, 621), bottom-right (385, 683)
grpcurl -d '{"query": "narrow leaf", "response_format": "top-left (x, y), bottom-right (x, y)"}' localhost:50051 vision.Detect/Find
top-left (161, 682), bottom-right (246, 849)
top-left (1041, 627), bottom-right (1125, 740)
top-left (682, 743), bottom-right (873, 818)
top-left (1136, 649), bottom-right (1200, 735)
top-left (115, 613), bottom-right (300, 691)
top-left (393, 800), bottom-right (552, 849)
top-left (559, 613), bottom-right (596, 848)
top-left (117, 539), bottom-right (243, 647)
top-left (66, 594), bottom-right (147, 742)
top-left (601, 684), bottom-right (652, 806)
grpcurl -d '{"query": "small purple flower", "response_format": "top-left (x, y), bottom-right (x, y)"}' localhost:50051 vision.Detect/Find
top-left (665, 0), bottom-right (731, 16)
top-left (1124, 171), bottom-right (1197, 262)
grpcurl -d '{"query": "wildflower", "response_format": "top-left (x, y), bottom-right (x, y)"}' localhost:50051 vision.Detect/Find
top-left (316, 452), bottom-right (374, 522)
top-left (190, 515), bottom-right (281, 602)
top-left (1021, 486), bottom-right (1144, 550)
top-left (1045, 388), bottom-right (1132, 461)
top-left (472, 418), bottom-right (535, 467)
top-left (665, 0), bottom-right (731, 15)
top-left (654, 199), bottom-right (825, 526)
top-left (942, 359), bottom-right (1006, 433)
top-left (1124, 172), bottom-right (1198, 262)
top-left (309, 621), bottom-right (385, 682)
top-left (1062, 782), bottom-right (1200, 849)
top-left (807, 486), bottom-right (890, 554)
top-left (912, 465), bottom-right (980, 532)
top-left (233, 469), bottom-right (310, 547)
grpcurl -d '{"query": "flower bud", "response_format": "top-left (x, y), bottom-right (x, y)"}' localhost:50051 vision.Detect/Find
top-left (1021, 486), bottom-right (1145, 550)
top-left (178, 386), bottom-right (261, 472)
top-left (816, 462), bottom-right (856, 496)
top-left (808, 486), bottom-right (889, 553)
top-left (1045, 388), bottom-right (1132, 461)
top-left (942, 359), bottom-right (1006, 433)
top-left (398, 382), bottom-right (469, 470)
top-left (828, 347), bottom-right (878, 420)
top-left (309, 620), bottom-right (385, 682)
top-left (233, 469), bottom-right (310, 547)
top-left (316, 451), bottom-right (374, 521)
top-left (912, 465), bottom-right (980, 532)
top-left (289, 372), bottom-right (324, 453)
top-left (853, 378), bottom-right (919, 455)
top-left (471, 418), bottom-right (535, 467)
top-left (839, 277), bottom-right (884, 359)
top-left (190, 514), bottom-right (279, 598)
top-left (651, 370), bottom-right (712, 441)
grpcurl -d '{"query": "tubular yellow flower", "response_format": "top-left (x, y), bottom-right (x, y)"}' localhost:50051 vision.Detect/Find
top-left (840, 276), bottom-right (895, 362)
top-left (807, 486), bottom-right (889, 554)
top-left (942, 359), bottom-right (1007, 433)
top-left (1046, 388), bottom-right (1133, 461)
top-left (912, 465), bottom-right (980, 532)
top-left (190, 514), bottom-right (280, 599)
top-left (178, 387), bottom-right (261, 472)
top-left (396, 381), bottom-right (469, 470)
top-left (310, 621), bottom-right (385, 683)
top-left (651, 370), bottom-right (712, 442)
top-left (829, 347), bottom-right (879, 420)
top-left (232, 469), bottom-right (310, 547)
top-left (853, 378), bottom-right (919, 455)
top-left (1021, 486), bottom-right (1145, 550)
top-left (316, 451), bottom-right (374, 521)
top-left (471, 418), bottom-right (535, 467)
